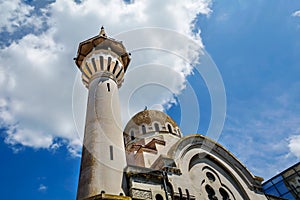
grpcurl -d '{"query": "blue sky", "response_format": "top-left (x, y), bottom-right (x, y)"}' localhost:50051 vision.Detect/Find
top-left (0, 0), bottom-right (300, 199)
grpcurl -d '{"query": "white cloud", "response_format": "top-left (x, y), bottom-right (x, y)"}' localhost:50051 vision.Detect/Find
top-left (292, 10), bottom-right (300, 17)
top-left (38, 184), bottom-right (47, 192)
top-left (288, 135), bottom-right (300, 158)
top-left (0, 0), bottom-right (46, 33)
top-left (0, 0), bottom-right (212, 155)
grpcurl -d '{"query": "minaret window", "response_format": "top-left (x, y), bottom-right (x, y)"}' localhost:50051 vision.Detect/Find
top-left (107, 83), bottom-right (110, 92)
top-left (109, 145), bottom-right (113, 160)
top-left (100, 56), bottom-right (104, 70)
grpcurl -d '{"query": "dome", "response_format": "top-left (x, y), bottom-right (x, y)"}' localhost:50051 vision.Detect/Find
top-left (123, 110), bottom-right (182, 144)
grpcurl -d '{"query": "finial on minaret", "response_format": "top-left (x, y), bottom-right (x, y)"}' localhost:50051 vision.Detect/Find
top-left (99, 26), bottom-right (107, 37)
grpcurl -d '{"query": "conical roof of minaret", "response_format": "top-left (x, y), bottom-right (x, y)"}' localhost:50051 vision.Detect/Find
top-left (74, 26), bottom-right (130, 71)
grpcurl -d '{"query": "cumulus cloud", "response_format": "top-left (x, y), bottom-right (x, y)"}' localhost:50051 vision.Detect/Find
top-left (288, 134), bottom-right (300, 158)
top-left (38, 184), bottom-right (47, 192)
top-left (292, 10), bottom-right (300, 17)
top-left (0, 0), bottom-right (212, 155)
top-left (0, 0), bottom-right (46, 33)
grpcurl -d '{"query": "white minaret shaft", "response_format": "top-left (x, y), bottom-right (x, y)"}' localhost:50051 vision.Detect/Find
top-left (75, 27), bottom-right (131, 200)
top-left (77, 75), bottom-right (126, 199)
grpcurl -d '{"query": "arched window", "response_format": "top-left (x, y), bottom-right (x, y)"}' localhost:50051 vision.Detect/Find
top-left (107, 57), bottom-right (112, 71)
top-left (186, 189), bottom-right (190, 200)
top-left (176, 128), bottom-right (181, 136)
top-left (167, 124), bottom-right (172, 133)
top-left (178, 187), bottom-right (182, 199)
top-left (100, 56), bottom-right (104, 70)
top-left (219, 188), bottom-right (229, 200)
top-left (130, 130), bottom-right (135, 140)
top-left (141, 125), bottom-right (146, 134)
top-left (155, 194), bottom-right (163, 200)
top-left (206, 172), bottom-right (216, 182)
top-left (154, 123), bottom-right (160, 132)
top-left (205, 185), bottom-right (216, 200)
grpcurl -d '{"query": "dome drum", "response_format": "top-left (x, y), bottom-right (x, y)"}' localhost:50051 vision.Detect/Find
top-left (123, 110), bottom-right (182, 145)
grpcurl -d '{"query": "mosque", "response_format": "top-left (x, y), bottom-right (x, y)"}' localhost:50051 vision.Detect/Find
top-left (74, 27), bottom-right (276, 200)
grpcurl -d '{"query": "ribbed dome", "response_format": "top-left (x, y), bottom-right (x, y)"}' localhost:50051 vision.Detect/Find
top-left (126, 110), bottom-right (178, 128)
top-left (123, 110), bottom-right (182, 144)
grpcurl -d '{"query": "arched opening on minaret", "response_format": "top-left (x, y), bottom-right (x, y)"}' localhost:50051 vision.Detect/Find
top-left (113, 60), bottom-right (118, 74)
top-left (107, 57), bottom-right (112, 71)
top-left (116, 68), bottom-right (123, 79)
top-left (91, 58), bottom-right (97, 72)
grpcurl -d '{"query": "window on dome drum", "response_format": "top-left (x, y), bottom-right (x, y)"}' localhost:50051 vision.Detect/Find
top-left (178, 187), bottom-right (183, 199)
top-left (176, 128), bottom-right (180, 136)
top-left (154, 123), bottom-right (159, 132)
top-left (142, 125), bottom-right (146, 134)
top-left (130, 131), bottom-right (135, 140)
top-left (186, 189), bottom-right (190, 199)
top-left (167, 124), bottom-right (172, 133)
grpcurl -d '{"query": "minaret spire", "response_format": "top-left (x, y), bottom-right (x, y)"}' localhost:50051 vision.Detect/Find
top-left (99, 26), bottom-right (107, 37)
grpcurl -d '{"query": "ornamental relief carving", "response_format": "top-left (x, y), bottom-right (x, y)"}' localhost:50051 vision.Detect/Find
top-left (131, 189), bottom-right (152, 200)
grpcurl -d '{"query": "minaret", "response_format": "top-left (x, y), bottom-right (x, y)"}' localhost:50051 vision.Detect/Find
top-left (74, 27), bottom-right (130, 200)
